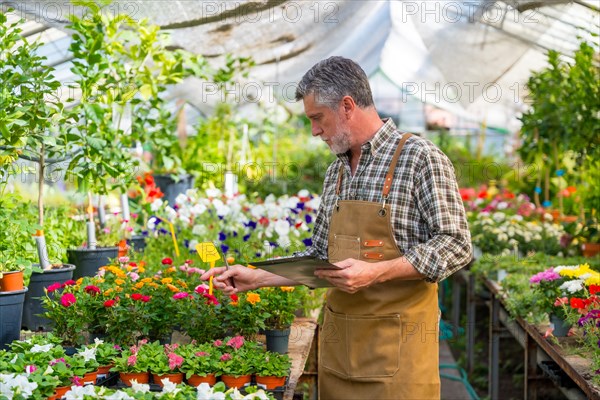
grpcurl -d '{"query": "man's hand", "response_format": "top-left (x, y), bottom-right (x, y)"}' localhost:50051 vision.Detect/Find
top-left (314, 258), bottom-right (380, 293)
top-left (201, 265), bottom-right (257, 294)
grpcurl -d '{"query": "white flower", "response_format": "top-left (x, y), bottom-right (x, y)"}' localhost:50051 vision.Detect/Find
top-left (559, 279), bottom-right (584, 294)
top-left (192, 224), bottom-right (207, 236)
top-left (130, 380), bottom-right (150, 393)
top-left (175, 193), bottom-right (188, 206)
top-left (78, 347), bottom-right (97, 362)
top-left (497, 202), bottom-right (508, 210)
top-left (150, 199), bottom-right (163, 212)
top-left (165, 206), bottom-right (177, 221)
top-left (554, 265), bottom-right (579, 273)
top-left (158, 379), bottom-right (180, 396)
top-left (191, 203), bottom-right (207, 216)
top-left (147, 216), bottom-right (159, 230)
top-left (0, 374), bottom-right (38, 399)
top-left (105, 391), bottom-right (135, 400)
top-left (30, 344), bottom-right (53, 353)
top-left (189, 239), bottom-right (199, 250)
top-left (274, 219), bottom-right (291, 238)
top-left (93, 338), bottom-right (104, 346)
top-left (64, 384), bottom-right (97, 399)
top-left (492, 212), bottom-right (505, 222)
top-left (205, 188), bottom-right (222, 198)
top-left (196, 383), bottom-right (226, 400)
top-left (306, 196), bottom-right (320, 210)
top-left (244, 390), bottom-right (271, 400)
top-left (228, 388), bottom-right (244, 400)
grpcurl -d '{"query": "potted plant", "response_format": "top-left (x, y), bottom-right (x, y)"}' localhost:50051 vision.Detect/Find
top-left (222, 291), bottom-right (269, 340)
top-left (216, 336), bottom-right (256, 389)
top-left (111, 340), bottom-right (152, 386)
top-left (253, 351), bottom-right (291, 390)
top-left (179, 342), bottom-right (220, 386)
top-left (259, 287), bottom-right (301, 354)
top-left (67, 349), bottom-right (101, 385)
top-left (143, 341), bottom-right (185, 387)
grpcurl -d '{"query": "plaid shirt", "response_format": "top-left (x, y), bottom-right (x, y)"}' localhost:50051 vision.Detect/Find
top-left (303, 118), bottom-right (471, 282)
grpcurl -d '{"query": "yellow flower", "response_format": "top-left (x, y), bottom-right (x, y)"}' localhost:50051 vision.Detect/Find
top-left (76, 278), bottom-right (83, 285)
top-left (246, 293), bottom-right (261, 305)
top-left (141, 278), bottom-right (153, 283)
top-left (585, 272), bottom-right (600, 286)
top-left (161, 278), bottom-right (173, 284)
top-left (149, 282), bottom-right (159, 289)
top-left (135, 282), bottom-right (145, 289)
top-left (115, 279), bottom-right (125, 286)
top-left (104, 289), bottom-right (113, 296)
top-left (177, 280), bottom-right (188, 289)
top-left (115, 287), bottom-right (123, 293)
top-left (280, 286), bottom-right (295, 292)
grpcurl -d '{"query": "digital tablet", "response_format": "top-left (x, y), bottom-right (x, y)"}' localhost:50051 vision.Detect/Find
top-left (249, 255), bottom-right (340, 289)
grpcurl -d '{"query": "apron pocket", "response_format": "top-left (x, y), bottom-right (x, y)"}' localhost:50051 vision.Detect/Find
top-left (321, 307), bottom-right (401, 380)
top-left (328, 234), bottom-right (361, 263)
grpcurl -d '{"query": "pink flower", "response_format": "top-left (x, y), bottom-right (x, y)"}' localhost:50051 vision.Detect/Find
top-left (185, 259), bottom-right (193, 265)
top-left (141, 295), bottom-right (150, 302)
top-left (203, 293), bottom-right (219, 306)
top-left (554, 297), bottom-right (568, 306)
top-left (129, 272), bottom-right (140, 282)
top-left (168, 353), bottom-right (183, 370)
top-left (213, 340), bottom-right (223, 347)
top-left (173, 292), bottom-right (189, 300)
top-left (71, 376), bottom-right (83, 386)
top-left (118, 256), bottom-right (130, 264)
top-left (84, 285), bottom-right (101, 295)
top-left (47, 282), bottom-right (62, 292)
top-left (49, 358), bottom-right (66, 366)
top-left (162, 257), bottom-right (173, 265)
top-left (530, 268), bottom-right (561, 284)
top-left (195, 284), bottom-right (209, 294)
top-left (220, 353), bottom-right (232, 361)
top-left (227, 336), bottom-right (245, 350)
top-left (63, 280), bottom-right (76, 287)
top-left (195, 351), bottom-right (209, 357)
top-left (60, 293), bottom-right (76, 307)
top-left (25, 365), bottom-right (37, 374)
top-left (127, 355), bottom-right (137, 366)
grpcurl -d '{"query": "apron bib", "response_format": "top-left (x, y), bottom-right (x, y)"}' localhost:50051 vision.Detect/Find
top-left (319, 134), bottom-right (440, 400)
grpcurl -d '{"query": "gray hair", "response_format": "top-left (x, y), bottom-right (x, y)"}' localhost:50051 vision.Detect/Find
top-left (295, 56), bottom-right (374, 109)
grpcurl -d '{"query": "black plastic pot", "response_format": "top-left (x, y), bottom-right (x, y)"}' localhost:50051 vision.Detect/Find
top-left (127, 235), bottom-right (147, 253)
top-left (67, 247), bottom-right (119, 280)
top-left (22, 264), bottom-right (75, 331)
top-left (153, 174), bottom-right (194, 207)
top-left (265, 328), bottom-right (291, 354)
top-left (0, 288), bottom-right (27, 349)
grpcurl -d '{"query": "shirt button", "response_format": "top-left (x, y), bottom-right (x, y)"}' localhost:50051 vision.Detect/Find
top-left (350, 191), bottom-right (355, 197)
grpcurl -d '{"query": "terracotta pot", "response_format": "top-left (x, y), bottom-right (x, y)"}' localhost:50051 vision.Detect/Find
top-left (97, 364), bottom-right (114, 375)
top-left (52, 385), bottom-right (70, 399)
top-left (582, 243), bottom-right (600, 258)
top-left (0, 270), bottom-right (24, 292)
top-left (152, 372), bottom-right (184, 387)
top-left (187, 373), bottom-right (217, 386)
top-left (256, 375), bottom-right (286, 389)
top-left (83, 370), bottom-right (98, 385)
top-left (119, 371), bottom-right (150, 386)
top-left (221, 374), bottom-right (252, 388)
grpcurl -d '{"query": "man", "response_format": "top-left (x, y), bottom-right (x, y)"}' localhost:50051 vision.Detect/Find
top-left (202, 56), bottom-right (472, 399)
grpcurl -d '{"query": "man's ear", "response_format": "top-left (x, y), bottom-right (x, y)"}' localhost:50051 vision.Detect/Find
top-left (341, 96), bottom-right (356, 118)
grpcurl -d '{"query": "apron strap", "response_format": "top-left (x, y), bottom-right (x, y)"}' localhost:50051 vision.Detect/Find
top-left (382, 133), bottom-right (413, 199)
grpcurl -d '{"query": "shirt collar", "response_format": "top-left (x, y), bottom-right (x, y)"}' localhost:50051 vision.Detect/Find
top-left (368, 118), bottom-right (398, 156)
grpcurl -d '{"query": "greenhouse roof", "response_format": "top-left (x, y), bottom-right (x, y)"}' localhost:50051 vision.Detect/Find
top-left (3, 0), bottom-right (599, 129)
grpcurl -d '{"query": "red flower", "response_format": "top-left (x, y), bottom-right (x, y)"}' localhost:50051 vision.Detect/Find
top-left (141, 295), bottom-right (151, 302)
top-left (173, 292), bottom-right (189, 300)
top-left (60, 293), bottom-right (76, 307)
top-left (162, 257), bottom-right (173, 265)
top-left (104, 299), bottom-right (116, 307)
top-left (131, 293), bottom-right (143, 301)
top-left (47, 283), bottom-right (62, 292)
top-left (84, 285), bottom-right (101, 295)
top-left (590, 285), bottom-right (600, 295)
top-left (570, 297), bottom-right (586, 309)
top-left (203, 293), bottom-right (219, 306)
top-left (229, 294), bottom-right (239, 303)
top-left (63, 280), bottom-right (76, 287)
top-left (129, 262), bottom-right (138, 267)
top-left (144, 174), bottom-right (155, 186)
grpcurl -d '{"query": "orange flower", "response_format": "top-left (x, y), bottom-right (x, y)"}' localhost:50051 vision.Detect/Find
top-left (115, 287), bottom-right (123, 293)
top-left (135, 282), bottom-right (145, 289)
top-left (161, 278), bottom-right (173, 284)
top-left (115, 279), bottom-right (125, 286)
top-left (104, 289), bottom-right (113, 296)
top-left (176, 280), bottom-right (188, 289)
top-left (280, 286), bottom-right (295, 292)
top-left (76, 278), bottom-right (83, 286)
top-left (246, 293), bottom-right (261, 305)
top-left (141, 278), bottom-right (153, 283)
top-left (167, 284), bottom-right (179, 293)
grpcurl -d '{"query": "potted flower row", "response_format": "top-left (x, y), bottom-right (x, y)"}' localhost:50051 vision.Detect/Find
top-left (111, 337), bottom-right (291, 390)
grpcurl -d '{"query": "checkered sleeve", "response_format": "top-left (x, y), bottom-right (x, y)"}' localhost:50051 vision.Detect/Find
top-left (403, 147), bottom-right (472, 282)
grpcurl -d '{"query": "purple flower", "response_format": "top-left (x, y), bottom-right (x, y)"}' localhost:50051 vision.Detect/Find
top-left (245, 221), bottom-right (257, 230)
top-left (296, 202), bottom-right (305, 210)
top-left (219, 232), bottom-right (226, 241)
top-left (302, 238), bottom-right (313, 247)
top-left (243, 234), bottom-right (250, 242)
top-left (529, 268), bottom-right (561, 284)
top-left (221, 244), bottom-right (229, 254)
top-left (305, 215), bottom-right (312, 224)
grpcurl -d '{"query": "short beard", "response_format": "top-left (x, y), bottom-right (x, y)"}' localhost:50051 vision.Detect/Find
top-left (329, 130), bottom-right (352, 154)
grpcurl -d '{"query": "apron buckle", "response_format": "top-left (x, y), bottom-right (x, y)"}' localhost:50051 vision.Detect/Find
top-left (379, 195), bottom-right (388, 216)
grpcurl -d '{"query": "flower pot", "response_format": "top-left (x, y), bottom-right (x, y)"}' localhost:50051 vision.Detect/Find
top-left (67, 247), bottom-right (119, 280)
top-left (152, 372), bottom-right (184, 387)
top-left (187, 373), bottom-right (217, 387)
top-left (550, 314), bottom-right (572, 337)
top-left (582, 243), bottom-right (600, 258)
top-left (22, 264), bottom-right (75, 331)
top-left (265, 328), bottom-right (291, 354)
top-left (0, 288), bottom-right (27, 350)
top-left (153, 173), bottom-right (194, 207)
top-left (83, 370), bottom-right (98, 385)
top-left (0, 270), bottom-right (24, 292)
top-left (256, 375), bottom-right (286, 390)
top-left (127, 235), bottom-right (147, 253)
top-left (51, 385), bottom-right (70, 399)
top-left (119, 371), bottom-right (150, 386)
top-left (221, 374), bottom-right (252, 389)
top-left (97, 364), bottom-right (114, 380)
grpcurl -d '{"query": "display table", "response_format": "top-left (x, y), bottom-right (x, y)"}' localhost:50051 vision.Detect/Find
top-left (284, 317), bottom-right (318, 400)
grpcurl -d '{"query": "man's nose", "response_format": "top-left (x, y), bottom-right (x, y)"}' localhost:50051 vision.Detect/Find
top-left (311, 122), bottom-right (322, 136)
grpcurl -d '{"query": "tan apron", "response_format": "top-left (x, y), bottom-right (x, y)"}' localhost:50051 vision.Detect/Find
top-left (319, 133), bottom-right (440, 400)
